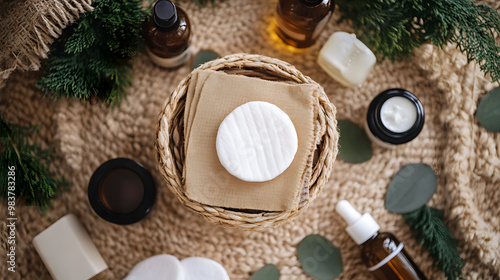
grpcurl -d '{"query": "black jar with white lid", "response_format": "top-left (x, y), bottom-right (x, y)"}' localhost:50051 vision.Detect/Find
top-left (365, 89), bottom-right (425, 148)
top-left (88, 158), bottom-right (156, 225)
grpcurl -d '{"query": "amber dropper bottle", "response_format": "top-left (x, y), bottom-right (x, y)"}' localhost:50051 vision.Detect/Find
top-left (275, 0), bottom-right (335, 48)
top-left (143, 0), bottom-right (192, 68)
top-left (336, 200), bottom-right (427, 280)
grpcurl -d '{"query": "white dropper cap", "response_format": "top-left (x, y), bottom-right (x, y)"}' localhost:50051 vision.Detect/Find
top-left (336, 200), bottom-right (380, 245)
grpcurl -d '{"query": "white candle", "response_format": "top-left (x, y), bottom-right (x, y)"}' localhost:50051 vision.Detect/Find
top-left (380, 97), bottom-right (417, 133)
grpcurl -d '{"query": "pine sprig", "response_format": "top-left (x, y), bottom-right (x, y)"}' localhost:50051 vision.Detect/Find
top-left (403, 205), bottom-right (464, 280)
top-left (36, 0), bottom-right (147, 106)
top-left (337, 0), bottom-right (500, 82)
top-left (0, 115), bottom-right (70, 213)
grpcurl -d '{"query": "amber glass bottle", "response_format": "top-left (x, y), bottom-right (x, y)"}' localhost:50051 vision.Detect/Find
top-left (275, 0), bottom-right (335, 48)
top-left (361, 232), bottom-right (427, 280)
top-left (143, 0), bottom-right (191, 68)
top-left (336, 200), bottom-right (427, 280)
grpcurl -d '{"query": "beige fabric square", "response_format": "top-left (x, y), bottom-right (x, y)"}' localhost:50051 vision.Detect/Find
top-left (183, 70), bottom-right (213, 171)
top-left (184, 70), bottom-right (319, 211)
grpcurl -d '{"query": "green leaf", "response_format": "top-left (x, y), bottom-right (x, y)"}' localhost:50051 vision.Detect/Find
top-left (337, 119), bottom-right (372, 164)
top-left (192, 50), bottom-right (220, 70)
top-left (297, 234), bottom-right (342, 280)
top-left (385, 163), bottom-right (437, 214)
top-left (250, 264), bottom-right (280, 280)
top-left (476, 87), bottom-right (500, 132)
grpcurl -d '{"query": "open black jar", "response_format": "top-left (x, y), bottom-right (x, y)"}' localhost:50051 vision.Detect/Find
top-left (365, 89), bottom-right (425, 148)
top-left (88, 158), bottom-right (156, 225)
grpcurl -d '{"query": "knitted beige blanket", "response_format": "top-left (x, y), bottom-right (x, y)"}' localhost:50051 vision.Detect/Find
top-left (1, 0), bottom-right (499, 279)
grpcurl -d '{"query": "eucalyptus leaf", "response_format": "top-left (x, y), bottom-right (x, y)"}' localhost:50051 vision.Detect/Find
top-left (385, 163), bottom-right (437, 214)
top-left (337, 119), bottom-right (372, 163)
top-left (250, 264), bottom-right (280, 280)
top-left (192, 50), bottom-right (220, 70)
top-left (297, 234), bottom-right (342, 280)
top-left (476, 87), bottom-right (500, 132)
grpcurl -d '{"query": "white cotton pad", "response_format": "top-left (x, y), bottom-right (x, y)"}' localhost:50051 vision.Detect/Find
top-left (181, 257), bottom-right (230, 280)
top-left (124, 254), bottom-right (185, 280)
top-left (216, 101), bottom-right (298, 182)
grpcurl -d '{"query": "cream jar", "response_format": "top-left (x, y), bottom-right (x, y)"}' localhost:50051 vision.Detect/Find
top-left (365, 89), bottom-right (424, 148)
top-left (88, 158), bottom-right (156, 225)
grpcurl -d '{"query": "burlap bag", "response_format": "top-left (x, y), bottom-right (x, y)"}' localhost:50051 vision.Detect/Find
top-left (0, 0), bottom-right (93, 88)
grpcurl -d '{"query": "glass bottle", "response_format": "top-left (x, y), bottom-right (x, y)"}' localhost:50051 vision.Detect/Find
top-left (361, 232), bottom-right (428, 280)
top-left (275, 0), bottom-right (335, 48)
top-left (143, 0), bottom-right (192, 68)
top-left (336, 200), bottom-right (427, 280)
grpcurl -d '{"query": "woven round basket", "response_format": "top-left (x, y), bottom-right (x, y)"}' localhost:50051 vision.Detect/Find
top-left (155, 53), bottom-right (339, 230)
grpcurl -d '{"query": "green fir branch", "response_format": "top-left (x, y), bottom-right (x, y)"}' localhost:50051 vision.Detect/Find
top-left (337, 0), bottom-right (500, 82)
top-left (36, 0), bottom-right (147, 106)
top-left (402, 205), bottom-right (464, 280)
top-left (0, 115), bottom-right (70, 213)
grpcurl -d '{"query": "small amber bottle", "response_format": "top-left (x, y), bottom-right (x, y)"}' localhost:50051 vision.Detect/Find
top-left (336, 200), bottom-right (427, 280)
top-left (275, 0), bottom-right (335, 48)
top-left (143, 0), bottom-right (192, 68)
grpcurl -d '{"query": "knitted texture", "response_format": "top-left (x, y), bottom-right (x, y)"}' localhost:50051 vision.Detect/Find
top-left (0, 0), bottom-right (499, 279)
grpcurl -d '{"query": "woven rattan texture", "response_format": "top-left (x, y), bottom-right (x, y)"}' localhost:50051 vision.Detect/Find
top-left (155, 54), bottom-right (338, 230)
top-left (0, 0), bottom-right (499, 279)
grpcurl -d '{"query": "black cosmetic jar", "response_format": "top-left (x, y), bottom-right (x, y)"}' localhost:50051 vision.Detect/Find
top-left (365, 89), bottom-right (425, 147)
top-left (88, 158), bottom-right (156, 225)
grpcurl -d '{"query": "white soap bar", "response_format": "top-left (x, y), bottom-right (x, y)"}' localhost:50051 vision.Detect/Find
top-left (32, 214), bottom-right (108, 280)
top-left (216, 101), bottom-right (298, 182)
top-left (181, 257), bottom-right (230, 280)
top-left (124, 254), bottom-right (185, 280)
top-left (380, 96), bottom-right (417, 133)
top-left (317, 32), bottom-right (376, 87)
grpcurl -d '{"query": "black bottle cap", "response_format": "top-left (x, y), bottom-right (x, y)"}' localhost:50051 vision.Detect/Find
top-left (88, 158), bottom-right (156, 225)
top-left (366, 89), bottom-right (425, 145)
top-left (153, 0), bottom-right (178, 30)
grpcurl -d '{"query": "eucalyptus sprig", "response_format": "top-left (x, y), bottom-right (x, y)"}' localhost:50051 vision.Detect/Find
top-left (337, 0), bottom-right (500, 82)
top-left (0, 115), bottom-right (70, 213)
top-left (403, 206), bottom-right (464, 280)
